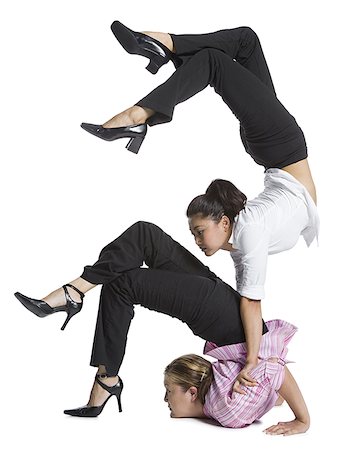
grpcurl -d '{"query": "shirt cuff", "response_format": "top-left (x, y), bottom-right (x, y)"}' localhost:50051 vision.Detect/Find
top-left (237, 285), bottom-right (265, 300)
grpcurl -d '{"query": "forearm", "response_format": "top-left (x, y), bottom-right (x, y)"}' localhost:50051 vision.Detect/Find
top-left (278, 366), bottom-right (310, 426)
top-left (240, 296), bottom-right (262, 364)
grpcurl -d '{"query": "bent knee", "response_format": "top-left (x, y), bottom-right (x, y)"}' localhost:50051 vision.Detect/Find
top-left (239, 26), bottom-right (258, 39)
top-left (132, 220), bottom-right (162, 233)
top-left (132, 220), bottom-right (155, 228)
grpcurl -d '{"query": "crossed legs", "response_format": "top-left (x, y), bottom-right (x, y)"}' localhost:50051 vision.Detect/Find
top-left (102, 26), bottom-right (276, 130)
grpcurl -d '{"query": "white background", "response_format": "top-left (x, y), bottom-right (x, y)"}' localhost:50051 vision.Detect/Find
top-left (1, 0), bottom-right (347, 448)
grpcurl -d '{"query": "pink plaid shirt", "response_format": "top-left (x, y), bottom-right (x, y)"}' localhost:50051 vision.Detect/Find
top-left (202, 320), bottom-right (297, 428)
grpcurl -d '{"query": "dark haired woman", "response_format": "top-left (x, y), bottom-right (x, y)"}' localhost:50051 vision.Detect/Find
top-left (81, 23), bottom-right (317, 204)
top-left (14, 221), bottom-right (309, 434)
top-left (187, 174), bottom-right (318, 392)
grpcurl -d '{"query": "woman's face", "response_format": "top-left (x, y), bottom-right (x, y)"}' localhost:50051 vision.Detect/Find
top-left (163, 377), bottom-right (197, 418)
top-left (188, 214), bottom-right (232, 256)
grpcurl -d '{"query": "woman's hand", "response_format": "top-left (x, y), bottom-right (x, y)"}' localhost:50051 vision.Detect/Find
top-left (232, 361), bottom-right (258, 394)
top-left (263, 419), bottom-right (310, 436)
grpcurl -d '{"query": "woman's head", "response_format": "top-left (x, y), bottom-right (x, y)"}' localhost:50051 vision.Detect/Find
top-left (187, 179), bottom-right (246, 255)
top-left (164, 354), bottom-right (213, 418)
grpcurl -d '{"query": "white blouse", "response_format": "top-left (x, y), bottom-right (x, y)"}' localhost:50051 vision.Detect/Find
top-left (230, 168), bottom-right (319, 300)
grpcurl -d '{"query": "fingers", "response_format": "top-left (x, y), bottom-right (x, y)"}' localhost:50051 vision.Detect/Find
top-left (241, 379), bottom-right (258, 387)
top-left (263, 424), bottom-right (286, 435)
top-left (238, 373), bottom-right (258, 388)
top-left (263, 422), bottom-right (297, 436)
top-left (263, 424), bottom-right (278, 433)
top-left (283, 430), bottom-right (296, 436)
top-left (242, 373), bottom-right (258, 384)
top-left (233, 374), bottom-right (258, 394)
top-left (232, 380), bottom-right (246, 395)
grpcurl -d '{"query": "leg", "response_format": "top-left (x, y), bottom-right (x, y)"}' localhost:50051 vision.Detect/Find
top-left (81, 221), bottom-right (217, 285)
top-left (114, 25), bottom-right (274, 92)
top-left (138, 27), bottom-right (306, 167)
top-left (101, 27), bottom-right (275, 130)
top-left (83, 268), bottom-right (267, 409)
top-left (171, 26), bottom-right (276, 93)
top-left (42, 277), bottom-right (95, 308)
top-left (97, 45), bottom-right (301, 167)
top-left (89, 268), bottom-right (260, 375)
top-left (136, 47), bottom-right (289, 131)
top-left (70, 268), bottom-right (244, 410)
top-left (37, 221), bottom-right (215, 310)
top-left (102, 105), bottom-right (155, 129)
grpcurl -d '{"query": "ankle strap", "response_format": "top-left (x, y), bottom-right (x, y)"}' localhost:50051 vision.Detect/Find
top-left (63, 283), bottom-right (85, 299)
top-left (95, 374), bottom-right (122, 393)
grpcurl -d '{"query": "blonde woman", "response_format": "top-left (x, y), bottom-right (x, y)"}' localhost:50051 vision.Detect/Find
top-left (164, 320), bottom-right (309, 436)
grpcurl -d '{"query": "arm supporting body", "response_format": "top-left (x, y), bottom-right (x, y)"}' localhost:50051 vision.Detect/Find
top-left (240, 296), bottom-right (262, 364)
top-left (233, 296), bottom-right (263, 394)
top-left (278, 366), bottom-right (310, 426)
top-left (264, 366), bottom-right (310, 436)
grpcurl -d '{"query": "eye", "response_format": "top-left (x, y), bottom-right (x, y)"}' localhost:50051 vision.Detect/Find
top-left (197, 230), bottom-right (204, 236)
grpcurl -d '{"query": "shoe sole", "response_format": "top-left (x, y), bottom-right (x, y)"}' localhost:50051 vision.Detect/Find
top-left (64, 408), bottom-right (101, 417)
top-left (110, 20), bottom-right (182, 73)
top-left (111, 21), bottom-right (141, 56)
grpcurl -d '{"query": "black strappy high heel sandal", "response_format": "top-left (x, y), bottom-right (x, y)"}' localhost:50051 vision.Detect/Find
top-left (64, 374), bottom-right (123, 417)
top-left (14, 284), bottom-right (84, 330)
top-left (80, 123), bottom-right (147, 154)
top-left (111, 21), bottom-right (182, 74)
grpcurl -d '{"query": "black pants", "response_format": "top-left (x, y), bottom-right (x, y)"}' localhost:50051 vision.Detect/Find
top-left (136, 27), bottom-right (307, 169)
top-left (81, 221), bottom-right (267, 375)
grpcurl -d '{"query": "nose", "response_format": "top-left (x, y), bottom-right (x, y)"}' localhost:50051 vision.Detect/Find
top-left (195, 236), bottom-right (202, 246)
top-left (164, 392), bottom-right (168, 402)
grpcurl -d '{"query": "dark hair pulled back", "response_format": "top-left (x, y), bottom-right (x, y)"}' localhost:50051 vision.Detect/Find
top-left (186, 179), bottom-right (247, 223)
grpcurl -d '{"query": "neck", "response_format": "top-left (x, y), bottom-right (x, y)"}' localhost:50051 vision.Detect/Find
top-left (221, 225), bottom-right (234, 251)
top-left (222, 242), bottom-right (234, 251)
top-left (191, 402), bottom-right (206, 418)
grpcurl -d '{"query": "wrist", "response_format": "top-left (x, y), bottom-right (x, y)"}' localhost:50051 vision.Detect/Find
top-left (245, 357), bottom-right (258, 366)
top-left (297, 415), bottom-right (310, 427)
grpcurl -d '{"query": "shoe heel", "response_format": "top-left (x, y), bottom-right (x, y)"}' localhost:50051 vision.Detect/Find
top-left (116, 394), bottom-right (122, 413)
top-left (61, 311), bottom-right (75, 331)
top-left (126, 135), bottom-right (145, 154)
top-left (146, 59), bottom-right (160, 74)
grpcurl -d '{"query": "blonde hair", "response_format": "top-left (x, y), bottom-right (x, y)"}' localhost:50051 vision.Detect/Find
top-left (164, 354), bottom-right (213, 404)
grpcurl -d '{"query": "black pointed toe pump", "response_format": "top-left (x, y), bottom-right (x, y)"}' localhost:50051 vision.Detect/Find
top-left (111, 20), bottom-right (182, 74)
top-left (64, 375), bottom-right (123, 418)
top-left (14, 284), bottom-right (84, 330)
top-left (80, 122), bottom-right (147, 154)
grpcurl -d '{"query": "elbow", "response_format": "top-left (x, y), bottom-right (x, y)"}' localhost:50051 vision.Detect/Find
top-left (240, 296), bottom-right (262, 315)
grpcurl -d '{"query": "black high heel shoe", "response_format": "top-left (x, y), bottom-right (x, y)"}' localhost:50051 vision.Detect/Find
top-left (80, 123), bottom-right (147, 154)
top-left (111, 20), bottom-right (182, 74)
top-left (14, 284), bottom-right (84, 330)
top-left (64, 374), bottom-right (123, 417)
